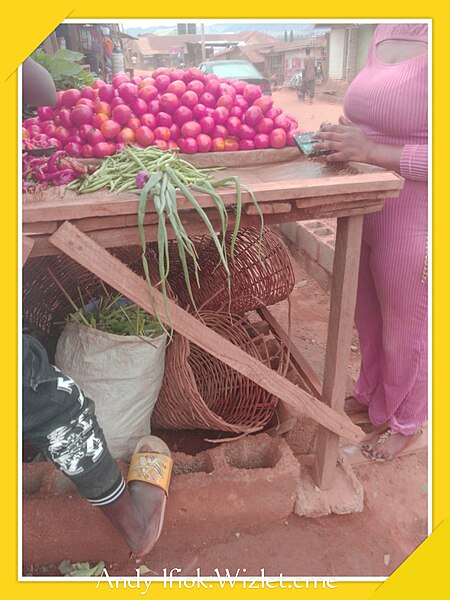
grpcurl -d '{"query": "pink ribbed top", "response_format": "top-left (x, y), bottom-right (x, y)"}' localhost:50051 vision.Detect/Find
top-left (344, 24), bottom-right (428, 182)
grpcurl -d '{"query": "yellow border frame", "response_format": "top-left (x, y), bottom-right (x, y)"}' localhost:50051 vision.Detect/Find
top-left (3, 3), bottom-right (448, 597)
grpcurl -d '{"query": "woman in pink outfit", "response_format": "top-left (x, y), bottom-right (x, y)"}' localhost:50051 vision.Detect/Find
top-left (314, 23), bottom-right (428, 461)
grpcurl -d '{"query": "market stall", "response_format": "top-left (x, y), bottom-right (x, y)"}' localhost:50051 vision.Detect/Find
top-left (22, 146), bottom-right (403, 489)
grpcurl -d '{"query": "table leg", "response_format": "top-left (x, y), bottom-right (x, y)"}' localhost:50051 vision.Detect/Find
top-left (312, 215), bottom-right (364, 489)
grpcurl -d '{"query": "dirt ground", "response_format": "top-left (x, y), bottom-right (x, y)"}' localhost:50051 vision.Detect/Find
top-left (27, 88), bottom-right (428, 579)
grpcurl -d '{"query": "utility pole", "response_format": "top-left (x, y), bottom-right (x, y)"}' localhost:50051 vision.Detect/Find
top-left (201, 23), bottom-right (206, 62)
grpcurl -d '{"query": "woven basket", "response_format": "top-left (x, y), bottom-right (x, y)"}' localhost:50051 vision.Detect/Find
top-left (166, 227), bottom-right (295, 314)
top-left (22, 246), bottom-right (166, 339)
top-left (152, 311), bottom-right (288, 434)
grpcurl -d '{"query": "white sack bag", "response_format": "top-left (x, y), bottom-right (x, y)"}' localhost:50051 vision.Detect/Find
top-left (55, 322), bottom-right (167, 461)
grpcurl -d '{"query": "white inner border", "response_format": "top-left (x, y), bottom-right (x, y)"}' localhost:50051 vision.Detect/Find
top-left (18, 16), bottom-right (432, 585)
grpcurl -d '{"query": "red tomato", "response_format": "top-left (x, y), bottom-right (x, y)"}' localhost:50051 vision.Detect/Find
top-left (100, 120), bottom-right (121, 140)
top-left (127, 117), bottom-right (141, 132)
top-left (153, 126), bottom-right (171, 141)
top-left (224, 138), bottom-right (239, 152)
top-left (117, 127), bottom-right (135, 143)
top-left (135, 126), bottom-right (155, 147)
top-left (94, 100), bottom-right (111, 116)
top-left (211, 137), bottom-right (225, 152)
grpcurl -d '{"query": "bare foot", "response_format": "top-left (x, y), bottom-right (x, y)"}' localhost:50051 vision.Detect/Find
top-left (100, 437), bottom-right (170, 557)
top-left (362, 428), bottom-right (422, 462)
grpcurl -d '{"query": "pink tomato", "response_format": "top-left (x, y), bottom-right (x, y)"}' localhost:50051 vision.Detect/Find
top-left (92, 80), bottom-right (107, 90)
top-left (93, 142), bottom-right (116, 157)
top-left (86, 128), bottom-right (105, 146)
top-left (254, 133), bottom-right (270, 149)
top-left (253, 95), bottom-right (274, 114)
top-left (138, 85), bottom-right (159, 103)
top-left (167, 80), bottom-right (187, 97)
top-left (199, 116), bottom-right (215, 135)
top-left (243, 84), bottom-right (262, 104)
top-left (187, 79), bottom-right (205, 96)
top-left (181, 121), bottom-right (201, 138)
top-left (54, 126), bottom-right (70, 144)
top-left (80, 86), bottom-right (96, 100)
top-left (256, 117), bottom-right (274, 134)
top-left (173, 106), bottom-right (194, 126)
top-left (98, 84), bottom-right (115, 103)
top-left (112, 73), bottom-right (129, 89)
top-left (216, 95), bottom-right (233, 110)
top-left (64, 142), bottom-right (82, 157)
top-left (169, 123), bottom-right (181, 140)
top-left (234, 95), bottom-right (249, 112)
top-left (239, 139), bottom-right (255, 151)
top-left (53, 90), bottom-right (64, 108)
top-left (76, 98), bottom-right (95, 109)
top-left (192, 103), bottom-right (207, 120)
top-left (226, 116), bottom-right (242, 137)
top-left (204, 78), bottom-right (221, 98)
top-left (196, 133), bottom-right (212, 153)
top-left (180, 90), bottom-right (199, 109)
top-left (118, 82), bottom-right (138, 103)
top-left (239, 124), bottom-right (256, 140)
top-left (156, 112), bottom-right (173, 128)
top-left (171, 69), bottom-right (187, 82)
top-left (231, 79), bottom-right (247, 95)
top-left (62, 88), bottom-right (81, 107)
top-left (71, 105), bottom-right (94, 127)
top-left (154, 74), bottom-right (171, 92)
top-left (213, 106), bottom-right (229, 125)
top-left (112, 104), bottom-right (132, 125)
top-left (199, 92), bottom-right (215, 108)
top-left (37, 106), bottom-right (54, 121)
top-left (139, 77), bottom-right (156, 88)
top-left (27, 124), bottom-right (41, 137)
top-left (131, 76), bottom-right (142, 86)
top-left (211, 124), bottom-right (228, 139)
top-left (58, 109), bottom-right (73, 129)
top-left (159, 93), bottom-right (180, 114)
top-left (219, 84), bottom-right (236, 100)
top-left (47, 137), bottom-right (62, 150)
top-left (179, 137), bottom-right (197, 154)
top-left (148, 99), bottom-right (161, 115)
top-left (78, 124), bottom-right (93, 141)
top-left (274, 113), bottom-right (291, 132)
top-left (187, 67), bottom-right (206, 82)
top-left (270, 128), bottom-right (287, 149)
top-left (110, 97), bottom-right (126, 110)
top-left (131, 98), bottom-right (148, 116)
top-left (140, 113), bottom-right (157, 129)
top-left (153, 139), bottom-right (169, 150)
top-left (229, 106), bottom-right (243, 119)
top-left (265, 106), bottom-right (282, 120)
top-left (244, 106), bottom-right (263, 128)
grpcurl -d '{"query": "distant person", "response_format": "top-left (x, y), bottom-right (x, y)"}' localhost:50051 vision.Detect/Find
top-left (301, 47), bottom-right (316, 104)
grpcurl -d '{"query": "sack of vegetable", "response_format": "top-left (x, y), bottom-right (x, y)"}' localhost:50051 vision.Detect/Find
top-left (55, 293), bottom-right (167, 461)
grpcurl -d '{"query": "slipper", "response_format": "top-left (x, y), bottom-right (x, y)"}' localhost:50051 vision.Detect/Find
top-left (127, 435), bottom-right (173, 544)
top-left (361, 427), bottom-right (423, 462)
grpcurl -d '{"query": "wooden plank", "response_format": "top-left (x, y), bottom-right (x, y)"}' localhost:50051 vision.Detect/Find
top-left (257, 307), bottom-right (323, 400)
top-left (49, 221), bottom-right (364, 444)
top-left (22, 222), bottom-right (58, 235)
top-left (312, 215), bottom-right (364, 489)
top-left (23, 171), bottom-right (404, 223)
top-left (22, 236), bottom-right (35, 267)
top-left (246, 202), bottom-right (292, 215)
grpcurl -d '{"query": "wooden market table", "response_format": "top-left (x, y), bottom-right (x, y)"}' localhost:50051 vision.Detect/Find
top-left (22, 147), bottom-right (404, 489)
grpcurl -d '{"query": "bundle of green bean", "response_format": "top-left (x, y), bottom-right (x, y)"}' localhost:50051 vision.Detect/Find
top-left (68, 290), bottom-right (164, 339)
top-left (67, 146), bottom-right (263, 332)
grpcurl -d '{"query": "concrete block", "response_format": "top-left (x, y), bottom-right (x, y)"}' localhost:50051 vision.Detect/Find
top-left (22, 434), bottom-right (301, 566)
top-left (317, 240), bottom-right (335, 274)
top-left (296, 225), bottom-right (320, 261)
top-left (279, 222), bottom-right (299, 244)
top-left (294, 455), bottom-right (364, 518)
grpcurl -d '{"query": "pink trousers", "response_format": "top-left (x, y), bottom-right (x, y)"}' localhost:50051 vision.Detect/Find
top-left (352, 180), bottom-right (428, 435)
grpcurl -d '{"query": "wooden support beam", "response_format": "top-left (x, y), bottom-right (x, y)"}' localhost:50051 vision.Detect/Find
top-left (312, 215), bottom-right (364, 489)
top-left (22, 235), bottom-right (35, 267)
top-left (257, 306), bottom-right (323, 400)
top-left (49, 221), bottom-right (364, 444)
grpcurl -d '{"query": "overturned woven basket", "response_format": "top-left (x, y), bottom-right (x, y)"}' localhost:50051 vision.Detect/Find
top-left (166, 226), bottom-right (295, 314)
top-left (152, 310), bottom-right (288, 434)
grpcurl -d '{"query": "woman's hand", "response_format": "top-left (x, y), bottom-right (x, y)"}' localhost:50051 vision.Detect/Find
top-left (313, 116), bottom-right (377, 164)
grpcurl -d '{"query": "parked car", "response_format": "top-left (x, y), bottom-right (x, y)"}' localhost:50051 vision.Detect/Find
top-left (198, 60), bottom-right (272, 95)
